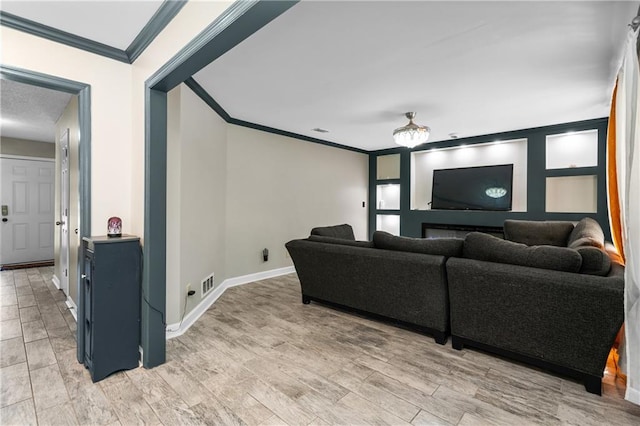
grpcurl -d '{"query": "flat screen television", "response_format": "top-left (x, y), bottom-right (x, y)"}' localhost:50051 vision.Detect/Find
top-left (431, 164), bottom-right (514, 211)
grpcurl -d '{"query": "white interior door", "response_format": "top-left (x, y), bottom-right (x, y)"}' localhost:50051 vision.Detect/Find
top-left (59, 129), bottom-right (70, 294)
top-left (0, 157), bottom-right (55, 266)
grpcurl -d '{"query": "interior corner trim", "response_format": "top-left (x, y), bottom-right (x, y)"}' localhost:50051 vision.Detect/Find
top-left (0, 11), bottom-right (130, 63)
top-left (126, 0), bottom-right (188, 63)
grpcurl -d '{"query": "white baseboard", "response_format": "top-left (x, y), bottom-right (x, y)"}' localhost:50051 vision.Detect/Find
top-left (165, 266), bottom-right (295, 339)
top-left (52, 275), bottom-right (61, 290)
top-left (224, 266), bottom-right (295, 288)
top-left (626, 385), bottom-right (640, 405)
top-left (65, 296), bottom-right (77, 322)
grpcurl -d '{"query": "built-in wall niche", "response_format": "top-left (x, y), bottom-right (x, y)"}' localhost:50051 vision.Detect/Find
top-left (377, 154), bottom-right (400, 180)
top-left (411, 139), bottom-right (528, 212)
top-left (546, 129), bottom-right (598, 170)
top-left (546, 175), bottom-right (597, 213)
top-left (376, 214), bottom-right (400, 235)
top-left (376, 184), bottom-right (400, 210)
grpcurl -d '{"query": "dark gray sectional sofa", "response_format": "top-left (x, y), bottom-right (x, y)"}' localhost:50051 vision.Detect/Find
top-left (286, 225), bottom-right (463, 344)
top-left (447, 218), bottom-right (624, 395)
top-left (285, 219), bottom-right (625, 395)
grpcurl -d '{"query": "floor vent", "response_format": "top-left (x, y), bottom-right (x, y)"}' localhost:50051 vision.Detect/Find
top-left (202, 273), bottom-right (214, 297)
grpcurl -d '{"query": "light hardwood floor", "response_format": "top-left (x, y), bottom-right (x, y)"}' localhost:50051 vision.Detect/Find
top-left (1, 267), bottom-right (639, 425)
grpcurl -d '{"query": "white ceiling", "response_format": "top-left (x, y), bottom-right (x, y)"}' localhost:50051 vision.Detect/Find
top-left (1, 0), bottom-right (164, 50)
top-left (1, 1), bottom-right (638, 150)
top-left (194, 0), bottom-right (639, 151)
top-left (0, 79), bottom-right (73, 143)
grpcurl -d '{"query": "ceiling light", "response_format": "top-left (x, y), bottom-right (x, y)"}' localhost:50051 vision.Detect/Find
top-left (485, 187), bottom-right (507, 198)
top-left (393, 112), bottom-right (430, 148)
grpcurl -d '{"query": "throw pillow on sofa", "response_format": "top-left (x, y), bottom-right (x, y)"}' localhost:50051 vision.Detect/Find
top-left (567, 217), bottom-right (605, 249)
top-left (503, 220), bottom-right (575, 247)
top-left (373, 231), bottom-right (464, 257)
top-left (310, 224), bottom-right (356, 240)
top-left (575, 246), bottom-right (611, 276)
top-left (463, 232), bottom-right (582, 273)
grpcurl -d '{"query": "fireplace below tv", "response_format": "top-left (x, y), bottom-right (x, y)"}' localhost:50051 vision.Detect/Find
top-left (422, 222), bottom-right (504, 239)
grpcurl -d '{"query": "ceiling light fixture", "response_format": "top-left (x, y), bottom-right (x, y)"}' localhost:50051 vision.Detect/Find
top-left (393, 112), bottom-right (430, 148)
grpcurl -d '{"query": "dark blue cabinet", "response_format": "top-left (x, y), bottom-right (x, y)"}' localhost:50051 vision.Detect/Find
top-left (79, 235), bottom-right (141, 382)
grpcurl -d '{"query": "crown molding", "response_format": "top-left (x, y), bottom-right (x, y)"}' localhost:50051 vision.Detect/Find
top-left (126, 0), bottom-right (188, 63)
top-left (0, 11), bottom-right (130, 63)
top-left (184, 77), bottom-right (367, 155)
top-left (0, 0), bottom-right (185, 64)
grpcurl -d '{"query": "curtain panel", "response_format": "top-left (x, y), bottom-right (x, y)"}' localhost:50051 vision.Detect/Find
top-left (613, 27), bottom-right (640, 405)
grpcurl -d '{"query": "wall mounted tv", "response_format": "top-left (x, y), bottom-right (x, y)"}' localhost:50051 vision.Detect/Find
top-left (431, 164), bottom-right (514, 211)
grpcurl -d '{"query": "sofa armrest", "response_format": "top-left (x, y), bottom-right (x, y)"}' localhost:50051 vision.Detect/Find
top-left (446, 258), bottom-right (624, 377)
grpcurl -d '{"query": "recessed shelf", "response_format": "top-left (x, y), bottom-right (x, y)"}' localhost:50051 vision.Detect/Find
top-left (376, 184), bottom-right (400, 210)
top-left (376, 214), bottom-right (400, 235)
top-left (546, 129), bottom-right (598, 170)
top-left (377, 154), bottom-right (400, 180)
top-left (546, 175), bottom-right (597, 213)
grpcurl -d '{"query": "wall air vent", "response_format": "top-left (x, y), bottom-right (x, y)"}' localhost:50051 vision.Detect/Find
top-left (202, 273), bottom-right (214, 297)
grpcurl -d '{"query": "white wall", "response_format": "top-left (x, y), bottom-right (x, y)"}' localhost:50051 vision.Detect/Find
top-left (1, 27), bottom-right (133, 236)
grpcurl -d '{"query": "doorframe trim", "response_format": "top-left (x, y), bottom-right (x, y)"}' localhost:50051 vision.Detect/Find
top-left (0, 64), bottom-right (91, 364)
top-left (0, 155), bottom-right (54, 162)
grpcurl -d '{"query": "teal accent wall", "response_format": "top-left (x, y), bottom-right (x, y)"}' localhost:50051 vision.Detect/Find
top-left (369, 118), bottom-right (610, 240)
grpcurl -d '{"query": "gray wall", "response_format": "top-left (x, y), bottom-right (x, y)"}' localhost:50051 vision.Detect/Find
top-left (0, 137), bottom-right (55, 158)
top-left (166, 84), bottom-right (369, 324)
top-left (166, 85), bottom-right (228, 322)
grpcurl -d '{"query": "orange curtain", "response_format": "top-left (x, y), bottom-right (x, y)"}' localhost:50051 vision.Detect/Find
top-left (607, 80), bottom-right (626, 264)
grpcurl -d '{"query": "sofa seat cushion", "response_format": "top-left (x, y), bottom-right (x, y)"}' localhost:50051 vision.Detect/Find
top-left (503, 220), bottom-right (575, 247)
top-left (373, 231), bottom-right (464, 257)
top-left (463, 232), bottom-right (582, 273)
top-left (308, 235), bottom-right (374, 248)
top-left (567, 217), bottom-right (605, 249)
top-left (310, 224), bottom-right (355, 240)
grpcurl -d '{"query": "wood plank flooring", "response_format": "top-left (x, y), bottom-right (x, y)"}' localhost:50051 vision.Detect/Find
top-left (1, 267), bottom-right (639, 425)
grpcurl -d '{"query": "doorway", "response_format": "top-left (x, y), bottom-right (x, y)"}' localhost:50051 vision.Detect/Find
top-left (0, 65), bottom-right (91, 340)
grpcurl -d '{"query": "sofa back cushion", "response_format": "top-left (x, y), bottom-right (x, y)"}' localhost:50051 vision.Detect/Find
top-left (567, 217), bottom-right (605, 249)
top-left (373, 231), bottom-right (464, 257)
top-left (463, 232), bottom-right (582, 273)
top-left (310, 224), bottom-right (355, 240)
top-left (308, 235), bottom-right (374, 248)
top-left (503, 220), bottom-right (575, 247)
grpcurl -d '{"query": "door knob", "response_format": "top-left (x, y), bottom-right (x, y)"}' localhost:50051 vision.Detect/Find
top-left (1, 218), bottom-right (7, 222)
top-left (56, 221), bottom-right (65, 226)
